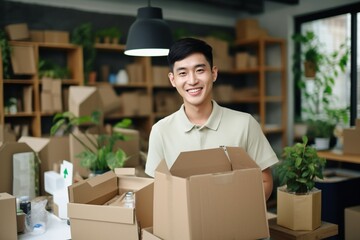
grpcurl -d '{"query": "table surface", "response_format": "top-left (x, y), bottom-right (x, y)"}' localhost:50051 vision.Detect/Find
top-left (18, 212), bottom-right (71, 240)
top-left (268, 218), bottom-right (338, 240)
top-left (317, 149), bottom-right (360, 164)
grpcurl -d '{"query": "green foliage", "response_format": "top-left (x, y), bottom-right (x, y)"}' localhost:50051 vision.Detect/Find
top-left (51, 111), bottom-right (132, 172)
top-left (38, 59), bottom-right (71, 79)
top-left (275, 136), bottom-right (326, 194)
top-left (292, 31), bottom-right (350, 135)
top-left (0, 30), bottom-right (12, 78)
top-left (71, 23), bottom-right (96, 83)
top-left (96, 27), bottom-right (122, 39)
top-left (306, 119), bottom-right (335, 138)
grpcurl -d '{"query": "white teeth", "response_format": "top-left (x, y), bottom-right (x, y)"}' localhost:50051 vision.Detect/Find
top-left (188, 88), bottom-right (201, 93)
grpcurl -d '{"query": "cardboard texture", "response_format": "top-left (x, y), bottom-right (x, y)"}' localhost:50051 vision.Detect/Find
top-left (68, 86), bottom-right (103, 120)
top-left (142, 227), bottom-right (163, 240)
top-left (5, 23), bottom-right (30, 40)
top-left (0, 193), bottom-right (17, 240)
top-left (41, 78), bottom-right (62, 113)
top-left (43, 30), bottom-right (70, 43)
top-left (30, 30), bottom-right (44, 42)
top-left (152, 66), bottom-right (170, 86)
top-left (97, 84), bottom-right (121, 115)
top-left (120, 91), bottom-right (151, 116)
top-left (0, 142), bottom-right (34, 194)
top-left (0, 124), bottom-right (17, 144)
top-left (236, 19), bottom-right (268, 40)
top-left (235, 52), bottom-right (249, 69)
top-left (343, 119), bottom-right (360, 154)
top-left (277, 187), bottom-right (322, 231)
top-left (18, 136), bottom-right (70, 195)
top-left (153, 147), bottom-right (269, 240)
top-left (70, 127), bottom-right (140, 178)
top-left (23, 85), bottom-right (33, 113)
top-left (345, 205), bottom-right (360, 240)
top-left (10, 45), bottom-right (36, 75)
top-left (126, 63), bottom-right (144, 83)
top-left (68, 171), bottom-right (154, 240)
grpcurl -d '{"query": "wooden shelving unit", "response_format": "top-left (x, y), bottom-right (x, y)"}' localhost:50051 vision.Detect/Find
top-left (0, 41), bottom-right (83, 138)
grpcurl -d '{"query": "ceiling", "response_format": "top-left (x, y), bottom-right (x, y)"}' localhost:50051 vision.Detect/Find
top-left (166, 0), bottom-right (300, 14)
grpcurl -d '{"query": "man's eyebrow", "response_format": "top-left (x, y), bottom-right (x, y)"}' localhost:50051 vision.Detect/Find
top-left (174, 64), bottom-right (206, 72)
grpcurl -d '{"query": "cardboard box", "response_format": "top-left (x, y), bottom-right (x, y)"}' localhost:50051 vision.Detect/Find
top-left (315, 168), bottom-right (360, 239)
top-left (10, 45), bottom-right (36, 75)
top-left (0, 142), bottom-right (34, 194)
top-left (142, 227), bottom-right (162, 240)
top-left (30, 30), bottom-right (44, 42)
top-left (0, 193), bottom-right (17, 240)
top-left (97, 84), bottom-right (121, 116)
top-left (68, 86), bottom-right (103, 121)
top-left (0, 124), bottom-right (17, 144)
top-left (152, 66), bottom-right (170, 86)
top-left (68, 170), bottom-right (154, 240)
top-left (5, 23), bottom-right (30, 40)
top-left (41, 91), bottom-right (53, 113)
top-left (235, 19), bottom-right (268, 40)
top-left (126, 63), bottom-right (144, 83)
top-left (18, 136), bottom-right (70, 195)
top-left (235, 52), bottom-right (249, 69)
top-left (43, 30), bottom-right (70, 43)
top-left (213, 85), bottom-right (233, 103)
top-left (17, 212), bottom-right (26, 233)
top-left (70, 127), bottom-right (141, 178)
top-left (153, 147), bottom-right (269, 240)
top-left (345, 205), bottom-right (360, 240)
top-left (213, 55), bottom-right (233, 71)
top-left (23, 85), bottom-right (33, 113)
top-left (277, 187), bottom-right (321, 231)
top-left (343, 119), bottom-right (360, 155)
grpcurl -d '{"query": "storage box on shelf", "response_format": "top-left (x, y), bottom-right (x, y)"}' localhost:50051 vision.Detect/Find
top-left (0, 41), bottom-right (83, 138)
top-left (217, 37), bottom-right (287, 151)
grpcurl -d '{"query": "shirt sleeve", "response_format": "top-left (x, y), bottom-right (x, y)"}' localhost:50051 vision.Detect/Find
top-left (145, 123), bottom-right (164, 177)
top-left (246, 116), bottom-right (279, 170)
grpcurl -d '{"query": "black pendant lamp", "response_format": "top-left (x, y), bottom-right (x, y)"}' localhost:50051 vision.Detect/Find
top-left (125, 1), bottom-right (173, 57)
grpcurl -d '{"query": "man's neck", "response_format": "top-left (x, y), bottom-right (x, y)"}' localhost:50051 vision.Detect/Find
top-left (184, 100), bottom-right (213, 126)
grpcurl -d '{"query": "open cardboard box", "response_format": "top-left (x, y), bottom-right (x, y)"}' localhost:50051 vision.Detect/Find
top-left (68, 169), bottom-right (154, 240)
top-left (18, 136), bottom-right (70, 195)
top-left (0, 193), bottom-right (17, 240)
top-left (153, 146), bottom-right (269, 240)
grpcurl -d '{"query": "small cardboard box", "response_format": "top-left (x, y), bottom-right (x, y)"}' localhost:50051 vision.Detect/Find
top-left (153, 147), bottom-right (269, 240)
top-left (5, 23), bottom-right (30, 40)
top-left (343, 119), bottom-right (360, 155)
top-left (97, 84), bottom-right (121, 116)
top-left (345, 205), bottom-right (360, 240)
top-left (142, 227), bottom-right (162, 240)
top-left (41, 91), bottom-right (53, 113)
top-left (43, 30), bottom-right (70, 43)
top-left (23, 85), bottom-right (33, 113)
top-left (235, 52), bottom-right (249, 69)
top-left (68, 170), bottom-right (154, 240)
top-left (68, 86), bottom-right (103, 120)
top-left (0, 193), bottom-right (17, 240)
top-left (126, 63), bottom-right (144, 83)
top-left (0, 142), bottom-right (34, 194)
top-left (10, 45), bottom-right (36, 75)
top-left (277, 187), bottom-right (321, 231)
top-left (30, 30), bottom-right (44, 42)
top-left (152, 66), bottom-right (170, 86)
top-left (18, 136), bottom-right (70, 195)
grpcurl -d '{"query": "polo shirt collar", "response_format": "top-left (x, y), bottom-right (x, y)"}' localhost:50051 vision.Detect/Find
top-left (179, 100), bottom-right (222, 132)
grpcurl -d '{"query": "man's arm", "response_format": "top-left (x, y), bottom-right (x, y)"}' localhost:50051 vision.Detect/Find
top-left (262, 167), bottom-right (274, 201)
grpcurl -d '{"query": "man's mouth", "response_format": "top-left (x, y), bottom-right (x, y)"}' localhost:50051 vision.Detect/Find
top-left (187, 88), bottom-right (202, 94)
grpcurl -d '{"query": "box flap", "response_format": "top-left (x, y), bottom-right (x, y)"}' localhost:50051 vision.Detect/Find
top-left (69, 86), bottom-right (97, 105)
top-left (18, 136), bottom-right (50, 153)
top-left (68, 202), bottom-right (135, 224)
top-left (169, 148), bottom-right (232, 178)
top-left (225, 147), bottom-right (260, 170)
top-left (115, 168), bottom-right (136, 176)
top-left (69, 171), bottom-right (118, 204)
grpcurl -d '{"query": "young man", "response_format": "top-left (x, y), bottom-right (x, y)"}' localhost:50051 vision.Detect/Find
top-left (145, 37), bottom-right (278, 200)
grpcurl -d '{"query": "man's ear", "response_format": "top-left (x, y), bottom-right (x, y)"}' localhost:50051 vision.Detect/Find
top-left (168, 72), bottom-right (176, 87)
top-left (212, 66), bottom-right (218, 82)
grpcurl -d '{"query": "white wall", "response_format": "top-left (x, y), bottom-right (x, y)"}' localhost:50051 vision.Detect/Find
top-left (241, 0), bottom-right (359, 145)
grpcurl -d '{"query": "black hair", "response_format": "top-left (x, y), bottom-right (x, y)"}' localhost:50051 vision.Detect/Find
top-left (167, 37), bottom-right (213, 71)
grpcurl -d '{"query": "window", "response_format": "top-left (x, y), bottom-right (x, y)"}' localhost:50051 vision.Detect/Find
top-left (294, 2), bottom-right (359, 126)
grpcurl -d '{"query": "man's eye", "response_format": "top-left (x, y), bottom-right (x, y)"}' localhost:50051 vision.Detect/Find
top-left (196, 68), bottom-right (205, 73)
top-left (178, 72), bottom-right (186, 76)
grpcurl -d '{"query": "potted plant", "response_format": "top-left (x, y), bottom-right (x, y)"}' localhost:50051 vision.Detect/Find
top-left (96, 27), bottom-right (122, 44)
top-left (306, 118), bottom-right (336, 150)
top-left (0, 29), bottom-right (12, 79)
top-left (293, 31), bottom-right (350, 148)
top-left (71, 23), bottom-right (96, 84)
top-left (275, 136), bottom-right (326, 230)
top-left (50, 111), bottom-right (132, 175)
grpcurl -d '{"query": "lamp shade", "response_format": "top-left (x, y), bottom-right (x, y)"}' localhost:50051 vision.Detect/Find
top-left (125, 6), bottom-right (173, 57)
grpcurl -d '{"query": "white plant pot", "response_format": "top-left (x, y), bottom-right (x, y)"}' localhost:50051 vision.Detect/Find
top-left (315, 138), bottom-right (330, 150)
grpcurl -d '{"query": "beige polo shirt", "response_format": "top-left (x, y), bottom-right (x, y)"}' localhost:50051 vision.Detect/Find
top-left (145, 101), bottom-right (278, 177)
